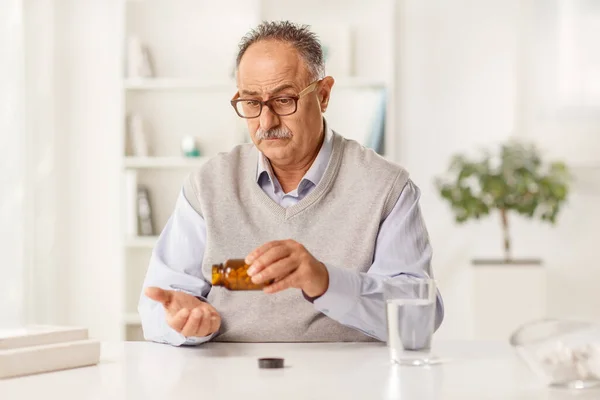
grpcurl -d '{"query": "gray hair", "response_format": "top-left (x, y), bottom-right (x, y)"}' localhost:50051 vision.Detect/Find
top-left (235, 21), bottom-right (325, 81)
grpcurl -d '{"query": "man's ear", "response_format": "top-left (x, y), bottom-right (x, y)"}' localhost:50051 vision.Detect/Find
top-left (319, 76), bottom-right (335, 113)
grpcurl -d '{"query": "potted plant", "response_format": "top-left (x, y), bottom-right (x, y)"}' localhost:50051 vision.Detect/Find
top-left (435, 140), bottom-right (571, 264)
top-left (435, 140), bottom-right (571, 340)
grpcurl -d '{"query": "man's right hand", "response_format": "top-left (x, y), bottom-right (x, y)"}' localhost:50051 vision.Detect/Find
top-left (145, 287), bottom-right (221, 338)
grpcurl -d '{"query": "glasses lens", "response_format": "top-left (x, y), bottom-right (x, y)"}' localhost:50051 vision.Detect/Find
top-left (270, 97), bottom-right (297, 116)
top-left (235, 100), bottom-right (261, 118)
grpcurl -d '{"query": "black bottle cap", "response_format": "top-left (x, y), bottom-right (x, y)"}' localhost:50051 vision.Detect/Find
top-left (258, 357), bottom-right (284, 369)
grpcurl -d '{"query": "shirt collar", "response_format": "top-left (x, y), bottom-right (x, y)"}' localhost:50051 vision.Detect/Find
top-left (256, 120), bottom-right (334, 190)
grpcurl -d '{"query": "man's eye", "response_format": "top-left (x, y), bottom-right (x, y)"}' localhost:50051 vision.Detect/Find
top-left (275, 98), bottom-right (292, 105)
top-left (244, 100), bottom-right (260, 107)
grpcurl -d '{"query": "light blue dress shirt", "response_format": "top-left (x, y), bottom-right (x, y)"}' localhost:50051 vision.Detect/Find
top-left (138, 129), bottom-right (444, 346)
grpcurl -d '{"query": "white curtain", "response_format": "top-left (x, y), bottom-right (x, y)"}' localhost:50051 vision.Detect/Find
top-left (0, 0), bottom-right (63, 328)
top-left (0, 1), bottom-right (26, 328)
top-left (23, 0), bottom-right (65, 325)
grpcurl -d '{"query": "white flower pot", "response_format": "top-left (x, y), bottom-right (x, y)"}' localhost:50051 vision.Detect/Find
top-left (471, 260), bottom-right (546, 341)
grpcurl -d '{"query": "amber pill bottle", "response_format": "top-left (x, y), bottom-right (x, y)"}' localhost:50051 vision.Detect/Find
top-left (211, 259), bottom-right (268, 290)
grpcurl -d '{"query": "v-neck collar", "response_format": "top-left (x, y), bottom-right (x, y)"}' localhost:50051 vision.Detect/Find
top-left (248, 132), bottom-right (345, 220)
top-left (256, 122), bottom-right (334, 197)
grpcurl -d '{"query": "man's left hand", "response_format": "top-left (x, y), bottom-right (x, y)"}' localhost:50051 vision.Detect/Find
top-left (245, 240), bottom-right (329, 298)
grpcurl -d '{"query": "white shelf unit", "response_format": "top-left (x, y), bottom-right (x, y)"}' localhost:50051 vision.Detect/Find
top-left (119, 0), bottom-right (398, 340)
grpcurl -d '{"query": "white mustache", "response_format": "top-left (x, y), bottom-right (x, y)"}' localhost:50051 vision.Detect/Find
top-left (256, 127), bottom-right (292, 140)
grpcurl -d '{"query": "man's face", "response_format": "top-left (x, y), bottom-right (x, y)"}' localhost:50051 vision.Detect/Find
top-left (236, 40), bottom-right (333, 166)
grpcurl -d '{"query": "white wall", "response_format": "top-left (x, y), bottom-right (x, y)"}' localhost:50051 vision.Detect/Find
top-left (0, 1), bottom-right (26, 328)
top-left (396, 0), bottom-right (600, 340)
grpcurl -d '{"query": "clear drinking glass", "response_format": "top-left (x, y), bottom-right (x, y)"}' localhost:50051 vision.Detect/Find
top-left (384, 276), bottom-right (438, 366)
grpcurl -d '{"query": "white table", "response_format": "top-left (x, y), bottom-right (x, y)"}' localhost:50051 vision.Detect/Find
top-left (1, 341), bottom-right (599, 399)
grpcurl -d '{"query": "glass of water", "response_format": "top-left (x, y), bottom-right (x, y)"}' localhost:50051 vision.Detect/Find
top-left (384, 276), bottom-right (438, 366)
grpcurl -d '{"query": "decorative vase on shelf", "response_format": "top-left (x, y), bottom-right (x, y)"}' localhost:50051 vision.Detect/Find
top-left (435, 140), bottom-right (571, 341)
top-left (137, 186), bottom-right (154, 236)
top-left (127, 36), bottom-right (154, 79)
top-left (181, 135), bottom-right (201, 158)
top-left (126, 114), bottom-right (150, 157)
top-left (124, 170), bottom-right (138, 237)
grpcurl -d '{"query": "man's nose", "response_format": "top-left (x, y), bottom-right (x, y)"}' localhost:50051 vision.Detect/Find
top-left (259, 105), bottom-right (279, 132)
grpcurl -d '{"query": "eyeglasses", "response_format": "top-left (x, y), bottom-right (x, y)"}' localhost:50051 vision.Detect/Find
top-left (230, 80), bottom-right (321, 119)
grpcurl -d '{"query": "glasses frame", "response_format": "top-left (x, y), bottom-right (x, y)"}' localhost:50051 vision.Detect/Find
top-left (230, 80), bottom-right (321, 119)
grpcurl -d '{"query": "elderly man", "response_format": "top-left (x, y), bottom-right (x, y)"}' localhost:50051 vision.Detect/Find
top-left (139, 21), bottom-right (443, 345)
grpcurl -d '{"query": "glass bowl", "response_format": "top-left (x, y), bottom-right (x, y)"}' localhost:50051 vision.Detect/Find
top-left (509, 319), bottom-right (600, 389)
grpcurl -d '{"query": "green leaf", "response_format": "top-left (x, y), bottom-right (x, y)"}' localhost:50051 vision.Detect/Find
top-left (433, 139), bottom-right (572, 248)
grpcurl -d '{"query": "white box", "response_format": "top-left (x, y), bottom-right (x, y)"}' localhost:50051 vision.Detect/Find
top-left (0, 325), bottom-right (89, 350)
top-left (0, 326), bottom-right (100, 379)
top-left (0, 339), bottom-right (100, 379)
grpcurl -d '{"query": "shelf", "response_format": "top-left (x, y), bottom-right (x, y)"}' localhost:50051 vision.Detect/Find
top-left (124, 78), bottom-right (235, 91)
top-left (123, 313), bottom-right (141, 325)
top-left (124, 156), bottom-right (208, 169)
top-left (119, 1), bottom-right (397, 343)
top-left (125, 236), bottom-right (158, 248)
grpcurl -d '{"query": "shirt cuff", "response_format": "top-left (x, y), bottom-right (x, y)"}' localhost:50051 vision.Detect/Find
top-left (181, 331), bottom-right (218, 346)
top-left (311, 265), bottom-right (362, 321)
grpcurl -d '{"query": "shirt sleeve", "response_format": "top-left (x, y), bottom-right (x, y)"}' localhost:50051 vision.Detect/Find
top-left (311, 179), bottom-right (445, 341)
top-left (137, 190), bottom-right (217, 346)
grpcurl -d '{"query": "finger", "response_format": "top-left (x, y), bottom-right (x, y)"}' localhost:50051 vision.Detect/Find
top-left (145, 287), bottom-right (172, 307)
top-left (181, 308), bottom-right (203, 337)
top-left (245, 240), bottom-right (286, 266)
top-left (209, 313), bottom-right (221, 335)
top-left (247, 242), bottom-right (292, 277)
top-left (264, 271), bottom-right (299, 294)
top-left (210, 313), bottom-right (221, 334)
top-left (166, 308), bottom-right (190, 333)
top-left (198, 312), bottom-right (220, 337)
top-left (203, 302), bottom-right (219, 315)
top-left (251, 255), bottom-right (296, 285)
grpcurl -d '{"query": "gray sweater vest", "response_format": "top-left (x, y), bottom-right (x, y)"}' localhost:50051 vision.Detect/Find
top-left (184, 132), bottom-right (409, 342)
